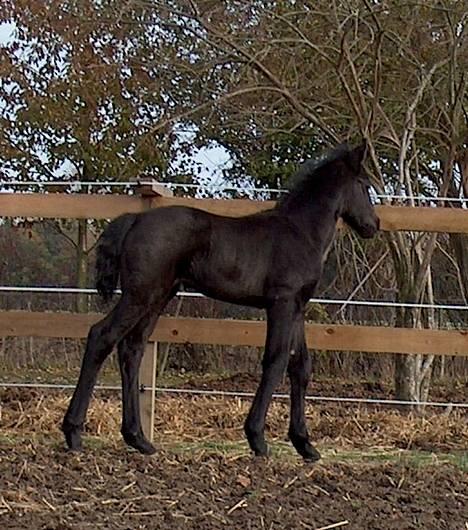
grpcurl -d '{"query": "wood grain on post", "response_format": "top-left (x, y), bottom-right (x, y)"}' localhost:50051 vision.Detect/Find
top-left (139, 342), bottom-right (158, 442)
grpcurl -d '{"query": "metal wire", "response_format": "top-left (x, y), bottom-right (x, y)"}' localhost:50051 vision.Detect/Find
top-left (0, 381), bottom-right (465, 408)
top-left (1, 183), bottom-right (465, 410)
top-left (1, 179), bottom-right (466, 202)
top-left (0, 180), bottom-right (284, 194)
top-left (1, 285), bottom-right (466, 311)
top-left (0, 180), bottom-right (139, 187)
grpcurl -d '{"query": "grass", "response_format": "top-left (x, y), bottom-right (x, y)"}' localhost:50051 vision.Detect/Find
top-left (166, 441), bottom-right (468, 470)
top-left (1, 431), bottom-right (466, 472)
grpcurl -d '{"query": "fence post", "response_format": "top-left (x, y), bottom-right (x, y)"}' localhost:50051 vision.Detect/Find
top-left (140, 341), bottom-right (158, 441)
top-left (135, 178), bottom-right (174, 442)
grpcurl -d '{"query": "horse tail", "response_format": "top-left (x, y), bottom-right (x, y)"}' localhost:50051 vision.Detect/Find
top-left (95, 213), bottom-right (138, 302)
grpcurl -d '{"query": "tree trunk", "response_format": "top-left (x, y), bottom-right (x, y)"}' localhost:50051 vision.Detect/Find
top-left (392, 249), bottom-right (435, 407)
top-left (395, 356), bottom-right (417, 402)
top-left (448, 164), bottom-right (468, 302)
top-left (394, 304), bottom-right (418, 402)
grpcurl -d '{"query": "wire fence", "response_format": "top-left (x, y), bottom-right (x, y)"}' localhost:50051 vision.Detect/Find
top-left (1, 179), bottom-right (466, 203)
top-left (0, 381), bottom-right (465, 409)
top-left (1, 184), bottom-right (466, 412)
top-left (1, 285), bottom-right (466, 311)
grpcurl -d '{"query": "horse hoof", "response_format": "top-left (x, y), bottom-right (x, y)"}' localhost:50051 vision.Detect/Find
top-left (289, 432), bottom-right (321, 462)
top-left (123, 432), bottom-right (157, 455)
top-left (136, 440), bottom-right (157, 456)
top-left (62, 421), bottom-right (83, 452)
top-left (66, 442), bottom-right (83, 453)
top-left (301, 444), bottom-right (321, 463)
top-left (254, 447), bottom-right (269, 458)
top-left (245, 424), bottom-right (269, 457)
top-left (251, 439), bottom-right (269, 458)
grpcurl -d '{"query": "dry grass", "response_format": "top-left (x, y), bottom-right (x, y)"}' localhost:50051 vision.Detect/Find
top-left (1, 388), bottom-right (466, 456)
top-left (1, 388), bottom-right (468, 529)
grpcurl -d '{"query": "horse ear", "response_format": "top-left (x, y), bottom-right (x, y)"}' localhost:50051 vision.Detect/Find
top-left (346, 141), bottom-right (367, 173)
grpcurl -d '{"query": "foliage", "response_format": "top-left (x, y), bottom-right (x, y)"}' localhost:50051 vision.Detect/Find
top-left (0, 0), bottom-right (203, 183)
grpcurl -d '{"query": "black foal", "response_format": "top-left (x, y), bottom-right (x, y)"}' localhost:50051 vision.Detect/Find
top-left (63, 142), bottom-right (379, 460)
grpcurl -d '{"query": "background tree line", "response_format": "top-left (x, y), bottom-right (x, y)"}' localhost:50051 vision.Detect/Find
top-left (0, 0), bottom-right (466, 402)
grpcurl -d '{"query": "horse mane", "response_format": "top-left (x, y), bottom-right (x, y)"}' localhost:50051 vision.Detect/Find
top-left (278, 143), bottom-right (351, 208)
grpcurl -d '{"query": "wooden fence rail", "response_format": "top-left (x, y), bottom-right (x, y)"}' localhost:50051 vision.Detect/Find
top-left (1, 311), bottom-right (467, 356)
top-left (1, 192), bottom-right (468, 232)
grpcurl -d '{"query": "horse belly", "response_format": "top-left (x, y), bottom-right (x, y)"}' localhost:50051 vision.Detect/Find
top-left (186, 251), bottom-right (267, 307)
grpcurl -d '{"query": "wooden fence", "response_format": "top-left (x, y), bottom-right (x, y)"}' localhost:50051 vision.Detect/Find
top-left (1, 188), bottom-right (467, 439)
top-left (1, 191), bottom-right (468, 232)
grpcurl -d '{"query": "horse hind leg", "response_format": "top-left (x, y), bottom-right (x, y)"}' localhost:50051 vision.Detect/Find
top-left (117, 311), bottom-right (160, 455)
top-left (62, 293), bottom-right (151, 451)
top-left (117, 285), bottom-right (178, 455)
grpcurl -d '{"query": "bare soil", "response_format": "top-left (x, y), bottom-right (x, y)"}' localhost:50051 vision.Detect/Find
top-left (0, 388), bottom-right (467, 530)
top-left (1, 443), bottom-right (467, 530)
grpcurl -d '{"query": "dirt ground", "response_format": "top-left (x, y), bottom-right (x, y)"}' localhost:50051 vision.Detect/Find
top-left (0, 388), bottom-right (467, 530)
top-left (1, 443), bottom-right (467, 530)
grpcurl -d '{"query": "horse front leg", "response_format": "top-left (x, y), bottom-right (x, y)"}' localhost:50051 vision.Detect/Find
top-left (244, 298), bottom-right (297, 456)
top-left (287, 321), bottom-right (321, 462)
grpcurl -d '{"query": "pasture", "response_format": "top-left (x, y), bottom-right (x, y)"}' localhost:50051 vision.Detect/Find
top-left (1, 386), bottom-right (467, 530)
top-left (1, 3), bottom-right (468, 528)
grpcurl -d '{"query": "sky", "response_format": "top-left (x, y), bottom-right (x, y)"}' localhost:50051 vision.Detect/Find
top-left (0, 21), bottom-right (14, 45)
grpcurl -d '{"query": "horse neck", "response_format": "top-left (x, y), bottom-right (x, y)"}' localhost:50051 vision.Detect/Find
top-left (278, 187), bottom-right (343, 252)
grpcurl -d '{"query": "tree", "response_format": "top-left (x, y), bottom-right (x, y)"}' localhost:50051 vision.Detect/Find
top-left (152, 0), bottom-right (467, 403)
top-left (0, 0), bottom-right (204, 309)
top-left (1, 1), bottom-right (465, 399)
